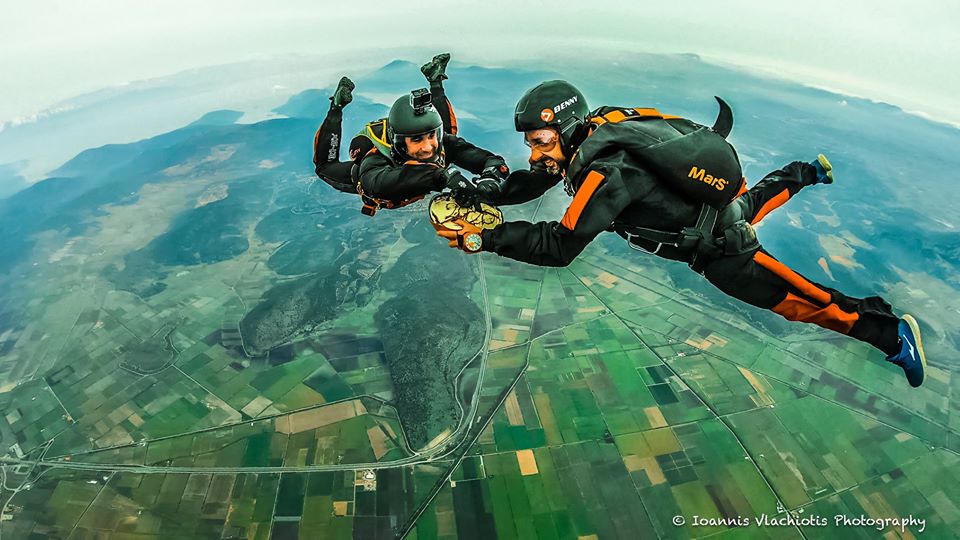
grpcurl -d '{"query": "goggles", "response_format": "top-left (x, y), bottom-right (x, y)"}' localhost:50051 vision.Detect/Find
top-left (405, 129), bottom-right (440, 144)
top-left (524, 129), bottom-right (560, 153)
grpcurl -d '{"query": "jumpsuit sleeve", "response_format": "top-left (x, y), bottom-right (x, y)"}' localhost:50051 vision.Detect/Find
top-left (480, 165), bottom-right (632, 267)
top-left (358, 150), bottom-right (446, 200)
top-left (444, 134), bottom-right (504, 175)
top-left (493, 169), bottom-right (563, 206)
top-left (312, 107), bottom-right (355, 192)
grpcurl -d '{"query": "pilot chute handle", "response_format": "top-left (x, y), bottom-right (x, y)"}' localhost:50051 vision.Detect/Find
top-left (712, 96), bottom-right (733, 139)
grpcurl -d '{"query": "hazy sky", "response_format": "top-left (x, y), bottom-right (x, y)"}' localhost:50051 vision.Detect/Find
top-left (2, 0), bottom-right (959, 127)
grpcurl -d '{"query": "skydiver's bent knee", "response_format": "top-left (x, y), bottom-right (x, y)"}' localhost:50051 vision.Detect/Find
top-left (316, 162), bottom-right (357, 194)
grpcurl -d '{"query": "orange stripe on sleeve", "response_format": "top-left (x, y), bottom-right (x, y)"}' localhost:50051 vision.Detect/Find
top-left (753, 251), bottom-right (832, 305)
top-left (560, 171), bottom-right (605, 230)
top-left (750, 188), bottom-right (790, 224)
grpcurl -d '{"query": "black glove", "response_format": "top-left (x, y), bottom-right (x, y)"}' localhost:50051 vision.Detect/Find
top-left (444, 169), bottom-right (478, 207)
top-left (462, 159), bottom-right (507, 206)
top-left (469, 177), bottom-right (501, 205)
top-left (480, 159), bottom-right (510, 183)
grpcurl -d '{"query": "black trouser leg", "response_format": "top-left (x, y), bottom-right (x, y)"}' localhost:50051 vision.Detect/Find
top-left (314, 104), bottom-right (343, 167)
top-left (701, 247), bottom-right (900, 355)
top-left (737, 161), bottom-right (818, 224)
top-left (429, 81), bottom-right (457, 135)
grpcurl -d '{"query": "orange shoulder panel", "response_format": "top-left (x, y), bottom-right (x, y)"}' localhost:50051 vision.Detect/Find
top-left (604, 110), bottom-right (628, 123)
top-left (632, 108), bottom-right (663, 118)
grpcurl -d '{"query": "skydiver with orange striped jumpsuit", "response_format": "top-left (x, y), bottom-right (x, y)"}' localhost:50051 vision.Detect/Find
top-left (438, 80), bottom-right (928, 387)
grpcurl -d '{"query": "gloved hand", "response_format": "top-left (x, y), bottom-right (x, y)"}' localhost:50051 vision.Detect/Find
top-left (443, 168), bottom-right (471, 191)
top-left (467, 177), bottom-right (501, 205)
top-left (480, 159), bottom-right (510, 183)
top-left (436, 219), bottom-right (484, 253)
top-left (467, 160), bottom-right (508, 205)
top-left (443, 169), bottom-right (476, 206)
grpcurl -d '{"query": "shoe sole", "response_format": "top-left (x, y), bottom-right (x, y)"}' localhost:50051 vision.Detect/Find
top-left (817, 153), bottom-right (834, 182)
top-left (817, 153), bottom-right (832, 171)
top-left (902, 314), bottom-right (927, 386)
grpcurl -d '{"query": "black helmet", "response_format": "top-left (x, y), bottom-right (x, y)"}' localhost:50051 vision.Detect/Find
top-left (388, 88), bottom-right (443, 157)
top-left (514, 80), bottom-right (589, 151)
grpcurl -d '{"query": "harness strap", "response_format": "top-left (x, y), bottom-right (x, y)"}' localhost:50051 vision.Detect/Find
top-left (711, 97), bottom-right (734, 138)
top-left (614, 204), bottom-right (723, 272)
top-left (683, 205), bottom-right (721, 272)
top-left (615, 226), bottom-right (683, 247)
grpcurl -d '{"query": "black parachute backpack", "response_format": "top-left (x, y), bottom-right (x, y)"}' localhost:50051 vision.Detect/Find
top-left (566, 98), bottom-right (749, 271)
top-left (566, 97), bottom-right (744, 208)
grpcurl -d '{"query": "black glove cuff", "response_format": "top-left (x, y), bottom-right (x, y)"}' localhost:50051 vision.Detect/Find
top-left (481, 158), bottom-right (509, 182)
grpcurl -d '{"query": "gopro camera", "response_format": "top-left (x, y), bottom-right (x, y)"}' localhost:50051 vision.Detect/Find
top-left (410, 88), bottom-right (433, 115)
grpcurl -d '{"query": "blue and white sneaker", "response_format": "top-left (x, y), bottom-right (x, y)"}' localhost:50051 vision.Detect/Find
top-left (810, 153), bottom-right (834, 184)
top-left (885, 314), bottom-right (927, 387)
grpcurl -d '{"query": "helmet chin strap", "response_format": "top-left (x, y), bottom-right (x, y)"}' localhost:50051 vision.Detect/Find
top-left (558, 117), bottom-right (579, 146)
top-left (561, 122), bottom-right (589, 158)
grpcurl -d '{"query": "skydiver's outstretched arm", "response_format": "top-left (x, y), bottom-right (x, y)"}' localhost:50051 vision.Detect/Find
top-left (357, 151), bottom-right (446, 200)
top-left (356, 136), bottom-right (503, 201)
top-left (482, 164), bottom-right (632, 267)
top-left (444, 135), bottom-right (506, 175)
top-left (738, 161), bottom-right (819, 225)
top-left (493, 169), bottom-right (563, 206)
